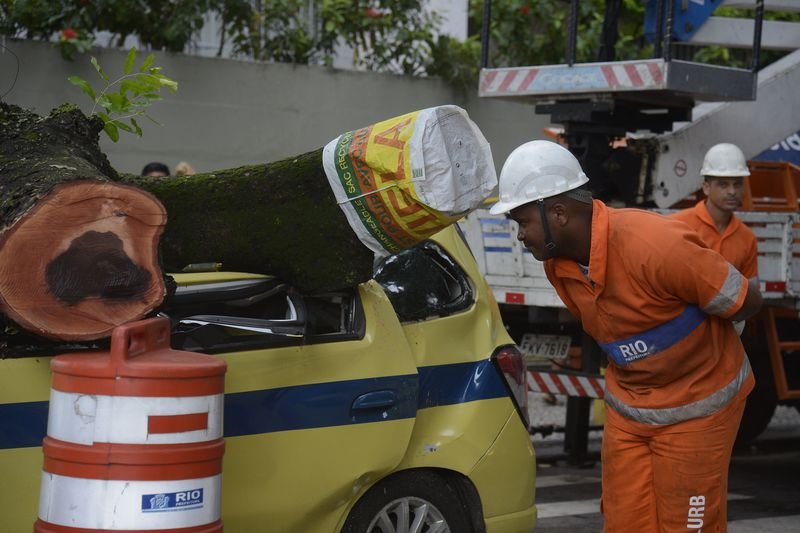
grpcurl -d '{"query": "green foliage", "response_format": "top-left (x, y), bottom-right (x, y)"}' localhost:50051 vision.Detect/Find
top-left (225, 0), bottom-right (328, 64)
top-left (0, 0), bottom-right (16, 36)
top-left (203, 0), bottom-right (446, 75)
top-left (425, 34), bottom-right (481, 92)
top-left (5, 0), bottom-right (796, 92)
top-left (56, 28), bottom-right (94, 60)
top-left (68, 48), bottom-right (178, 142)
top-left (5, 0), bottom-right (211, 54)
top-left (321, 0), bottom-right (440, 75)
top-left (468, 0), bottom-right (649, 68)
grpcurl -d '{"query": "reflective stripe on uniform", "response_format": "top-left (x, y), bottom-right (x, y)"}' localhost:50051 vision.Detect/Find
top-left (598, 305), bottom-right (706, 366)
top-left (605, 356), bottom-right (751, 425)
top-left (703, 264), bottom-right (743, 316)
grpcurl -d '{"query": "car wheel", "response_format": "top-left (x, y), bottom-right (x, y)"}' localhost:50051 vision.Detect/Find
top-left (341, 470), bottom-right (476, 533)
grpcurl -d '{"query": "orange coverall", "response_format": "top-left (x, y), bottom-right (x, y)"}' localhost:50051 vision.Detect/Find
top-left (671, 200), bottom-right (758, 280)
top-left (545, 200), bottom-right (754, 532)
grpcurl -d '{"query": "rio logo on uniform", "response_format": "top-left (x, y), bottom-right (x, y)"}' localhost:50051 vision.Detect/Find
top-left (142, 488), bottom-right (204, 512)
top-left (619, 340), bottom-right (650, 361)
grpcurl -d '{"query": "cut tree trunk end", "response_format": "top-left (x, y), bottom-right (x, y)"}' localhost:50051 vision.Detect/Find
top-left (0, 180), bottom-right (167, 340)
top-left (0, 103), bottom-right (167, 341)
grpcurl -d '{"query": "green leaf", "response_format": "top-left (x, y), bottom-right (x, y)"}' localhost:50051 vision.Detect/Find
top-left (130, 117), bottom-right (143, 137)
top-left (139, 53), bottom-right (155, 73)
top-left (114, 120), bottom-right (134, 133)
top-left (106, 92), bottom-right (126, 113)
top-left (135, 74), bottom-right (163, 91)
top-left (96, 95), bottom-right (113, 112)
top-left (104, 121), bottom-right (119, 142)
top-left (120, 79), bottom-right (139, 96)
top-left (90, 57), bottom-right (109, 83)
top-left (67, 76), bottom-right (96, 101)
top-left (123, 47), bottom-right (137, 75)
top-left (74, 46), bottom-right (177, 140)
top-left (156, 76), bottom-right (178, 92)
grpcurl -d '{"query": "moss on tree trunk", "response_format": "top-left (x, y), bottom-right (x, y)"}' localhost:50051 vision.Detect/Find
top-left (122, 148), bottom-right (374, 293)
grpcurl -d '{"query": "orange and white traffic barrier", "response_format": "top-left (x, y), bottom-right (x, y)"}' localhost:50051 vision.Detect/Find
top-left (526, 370), bottom-right (605, 399)
top-left (35, 317), bottom-right (227, 532)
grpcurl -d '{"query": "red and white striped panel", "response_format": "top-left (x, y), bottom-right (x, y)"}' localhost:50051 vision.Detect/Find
top-left (480, 60), bottom-right (666, 97)
top-left (599, 62), bottom-right (664, 89)
top-left (480, 68), bottom-right (541, 95)
top-left (527, 370), bottom-right (605, 399)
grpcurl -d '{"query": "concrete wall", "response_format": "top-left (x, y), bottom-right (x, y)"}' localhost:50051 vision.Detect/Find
top-left (1, 39), bottom-right (547, 175)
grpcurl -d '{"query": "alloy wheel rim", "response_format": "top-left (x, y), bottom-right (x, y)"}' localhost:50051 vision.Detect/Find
top-left (366, 496), bottom-right (450, 533)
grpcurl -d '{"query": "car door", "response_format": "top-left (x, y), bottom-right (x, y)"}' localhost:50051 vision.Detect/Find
top-left (179, 280), bottom-right (420, 532)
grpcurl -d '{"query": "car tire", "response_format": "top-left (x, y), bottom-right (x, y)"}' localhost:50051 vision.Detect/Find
top-left (341, 470), bottom-right (476, 533)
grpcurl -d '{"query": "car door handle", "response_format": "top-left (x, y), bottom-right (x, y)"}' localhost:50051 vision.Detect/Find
top-left (352, 390), bottom-right (398, 411)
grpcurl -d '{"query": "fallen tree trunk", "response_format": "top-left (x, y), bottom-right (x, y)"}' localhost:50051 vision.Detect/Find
top-left (0, 103), bottom-right (495, 348)
top-left (121, 149), bottom-right (374, 293)
top-left (0, 103), bottom-right (167, 342)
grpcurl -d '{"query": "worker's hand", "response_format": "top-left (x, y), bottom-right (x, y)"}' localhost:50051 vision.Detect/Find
top-left (732, 320), bottom-right (746, 336)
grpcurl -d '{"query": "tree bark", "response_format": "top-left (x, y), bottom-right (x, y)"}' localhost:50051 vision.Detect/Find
top-left (0, 103), bottom-right (373, 346)
top-left (0, 103), bottom-right (487, 348)
top-left (0, 103), bottom-right (167, 342)
top-left (121, 149), bottom-right (374, 294)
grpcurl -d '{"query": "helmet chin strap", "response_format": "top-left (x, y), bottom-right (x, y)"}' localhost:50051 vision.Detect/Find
top-left (537, 199), bottom-right (557, 259)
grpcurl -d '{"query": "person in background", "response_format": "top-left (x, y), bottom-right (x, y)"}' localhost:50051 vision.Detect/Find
top-left (671, 143), bottom-right (760, 335)
top-left (490, 140), bottom-right (762, 532)
top-left (175, 161), bottom-right (196, 176)
top-left (141, 162), bottom-right (170, 177)
top-left (671, 142), bottom-right (758, 285)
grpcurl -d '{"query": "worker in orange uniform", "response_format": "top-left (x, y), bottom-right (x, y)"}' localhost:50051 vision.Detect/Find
top-left (671, 142), bottom-right (758, 287)
top-left (490, 140), bottom-right (763, 532)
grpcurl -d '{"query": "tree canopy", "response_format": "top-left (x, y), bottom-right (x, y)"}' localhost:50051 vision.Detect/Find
top-left (1, 1), bottom-right (795, 89)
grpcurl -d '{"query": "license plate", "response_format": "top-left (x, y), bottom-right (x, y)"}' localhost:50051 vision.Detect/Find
top-left (519, 334), bottom-right (571, 362)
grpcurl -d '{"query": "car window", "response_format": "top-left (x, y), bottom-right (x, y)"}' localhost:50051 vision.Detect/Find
top-left (168, 284), bottom-right (364, 354)
top-left (374, 240), bottom-right (474, 322)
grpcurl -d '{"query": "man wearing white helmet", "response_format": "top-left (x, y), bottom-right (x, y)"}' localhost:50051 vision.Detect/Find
top-left (672, 143), bottom-right (759, 287)
top-left (491, 140), bottom-right (763, 532)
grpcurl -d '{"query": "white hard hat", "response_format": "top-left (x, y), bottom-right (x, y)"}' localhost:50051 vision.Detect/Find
top-left (701, 143), bottom-right (750, 177)
top-left (489, 140), bottom-right (589, 215)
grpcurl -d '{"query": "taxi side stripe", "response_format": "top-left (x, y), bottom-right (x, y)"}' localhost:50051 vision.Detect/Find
top-left (0, 400), bottom-right (48, 449)
top-left (223, 374), bottom-right (419, 437)
top-left (0, 360), bottom-right (507, 449)
top-left (417, 359), bottom-right (507, 409)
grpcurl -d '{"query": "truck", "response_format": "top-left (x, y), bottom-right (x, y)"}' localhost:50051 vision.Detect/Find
top-left (462, 0), bottom-right (800, 462)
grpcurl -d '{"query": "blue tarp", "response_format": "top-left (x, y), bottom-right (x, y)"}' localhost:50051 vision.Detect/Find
top-left (753, 130), bottom-right (800, 166)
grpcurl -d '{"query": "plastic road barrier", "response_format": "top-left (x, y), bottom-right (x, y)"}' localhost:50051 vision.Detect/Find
top-left (35, 317), bottom-right (227, 532)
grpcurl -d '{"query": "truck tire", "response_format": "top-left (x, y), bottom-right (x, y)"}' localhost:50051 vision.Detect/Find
top-left (341, 470), bottom-right (476, 533)
top-left (735, 324), bottom-right (778, 448)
